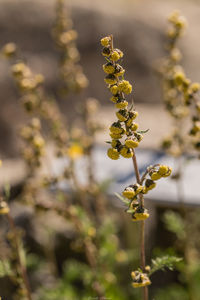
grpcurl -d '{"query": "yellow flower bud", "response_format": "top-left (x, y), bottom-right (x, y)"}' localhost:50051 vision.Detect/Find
top-left (118, 80), bottom-right (132, 94)
top-left (102, 47), bottom-right (111, 57)
top-left (120, 146), bottom-right (133, 158)
top-left (168, 10), bottom-right (180, 23)
top-left (31, 118), bottom-right (41, 130)
top-left (196, 102), bottom-right (200, 113)
top-left (133, 184), bottom-right (143, 195)
top-left (145, 179), bottom-right (156, 190)
top-left (131, 271), bottom-right (136, 280)
top-left (110, 96), bottom-right (118, 103)
top-left (129, 111), bottom-right (138, 120)
top-left (174, 71), bottom-right (185, 85)
top-left (125, 139), bottom-right (139, 148)
top-left (150, 172), bottom-right (162, 181)
top-left (131, 270), bottom-right (151, 288)
top-left (162, 167), bottom-right (172, 177)
top-left (110, 85), bottom-right (118, 95)
top-left (135, 133), bottom-right (143, 142)
top-left (87, 227), bottom-right (96, 237)
top-left (132, 211), bottom-right (149, 221)
top-left (33, 136), bottom-right (45, 149)
top-left (167, 28), bottom-right (176, 38)
top-left (130, 123), bottom-right (139, 131)
top-left (158, 165), bottom-right (169, 175)
top-left (125, 151), bottom-right (133, 158)
top-left (122, 187), bottom-right (135, 199)
top-left (109, 123), bottom-right (123, 134)
top-left (116, 110), bottom-right (128, 122)
top-left (142, 187), bottom-right (148, 194)
top-left (132, 277), bottom-right (151, 288)
top-left (176, 16), bottom-right (187, 29)
top-left (115, 101), bottom-right (128, 109)
top-left (110, 132), bottom-right (123, 139)
top-left (115, 65), bottom-right (125, 77)
top-left (171, 48), bottom-right (182, 62)
top-left (59, 30), bottom-right (78, 45)
top-left (107, 148), bottom-right (120, 160)
top-left (145, 266), bottom-right (151, 272)
top-left (110, 51), bottom-right (120, 61)
top-left (12, 62), bottom-right (28, 76)
top-left (111, 139), bottom-right (120, 148)
top-left (190, 83), bottom-right (200, 93)
top-left (190, 121), bottom-right (200, 135)
top-left (0, 201), bottom-right (10, 215)
top-left (101, 36), bottom-right (111, 47)
top-left (103, 63), bottom-right (115, 74)
top-left (110, 49), bottom-right (123, 61)
top-left (104, 74), bottom-right (117, 85)
top-left (2, 42), bottom-right (17, 57)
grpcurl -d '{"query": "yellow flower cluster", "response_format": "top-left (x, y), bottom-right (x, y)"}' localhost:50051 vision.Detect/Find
top-left (1, 42), bottom-right (17, 58)
top-left (167, 10), bottom-right (187, 39)
top-left (131, 270), bottom-right (151, 288)
top-left (21, 118), bottom-right (45, 168)
top-left (0, 200), bottom-right (10, 215)
top-left (121, 164), bottom-right (171, 222)
top-left (12, 62), bottom-right (44, 93)
top-left (7, 56), bottom-right (69, 158)
top-left (160, 11), bottom-right (200, 155)
top-left (53, 0), bottom-right (88, 92)
top-left (101, 35), bottom-right (142, 160)
top-left (67, 143), bottom-right (83, 160)
top-left (150, 165), bottom-right (172, 181)
top-left (101, 35), bottom-right (172, 291)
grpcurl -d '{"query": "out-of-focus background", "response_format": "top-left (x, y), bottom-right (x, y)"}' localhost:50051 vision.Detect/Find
top-left (0, 0), bottom-right (200, 158)
top-left (1, 1), bottom-right (200, 299)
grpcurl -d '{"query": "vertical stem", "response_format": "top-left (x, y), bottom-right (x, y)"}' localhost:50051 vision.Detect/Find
top-left (6, 213), bottom-right (32, 300)
top-left (132, 150), bottom-right (148, 300)
top-left (175, 156), bottom-right (186, 215)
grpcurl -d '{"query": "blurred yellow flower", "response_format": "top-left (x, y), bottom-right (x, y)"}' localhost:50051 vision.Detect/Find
top-left (67, 143), bottom-right (83, 159)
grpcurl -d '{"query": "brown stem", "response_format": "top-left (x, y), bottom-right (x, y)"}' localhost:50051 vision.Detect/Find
top-left (132, 150), bottom-right (148, 300)
top-left (6, 213), bottom-right (32, 300)
top-left (140, 164), bottom-right (160, 185)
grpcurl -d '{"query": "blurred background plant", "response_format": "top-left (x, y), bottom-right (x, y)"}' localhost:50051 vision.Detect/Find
top-left (0, 1), bottom-right (142, 299)
top-left (154, 10), bottom-right (200, 300)
top-left (0, 0), bottom-right (200, 300)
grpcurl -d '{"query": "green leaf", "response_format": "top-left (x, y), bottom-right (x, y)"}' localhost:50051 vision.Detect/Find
top-left (126, 208), bottom-right (135, 214)
top-left (163, 211), bottom-right (186, 240)
top-left (137, 129), bottom-right (149, 134)
top-left (149, 255), bottom-right (182, 276)
top-left (115, 193), bottom-right (130, 205)
top-left (105, 57), bottom-right (111, 63)
top-left (0, 260), bottom-right (13, 277)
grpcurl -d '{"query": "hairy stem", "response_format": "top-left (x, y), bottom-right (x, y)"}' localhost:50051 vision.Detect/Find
top-left (132, 150), bottom-right (148, 300)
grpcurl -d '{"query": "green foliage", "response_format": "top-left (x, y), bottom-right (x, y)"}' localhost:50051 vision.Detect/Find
top-left (149, 255), bottom-right (182, 276)
top-left (0, 260), bottom-right (13, 277)
top-left (163, 211), bottom-right (186, 240)
top-left (154, 284), bottom-right (189, 300)
top-left (115, 192), bottom-right (130, 206)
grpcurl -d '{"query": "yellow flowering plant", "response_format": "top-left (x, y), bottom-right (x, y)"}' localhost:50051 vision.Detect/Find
top-left (101, 34), bottom-right (181, 299)
top-left (0, 164), bottom-right (32, 300)
top-left (0, 3), bottom-right (136, 300)
top-left (159, 10), bottom-right (200, 158)
top-left (155, 11), bottom-right (200, 300)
